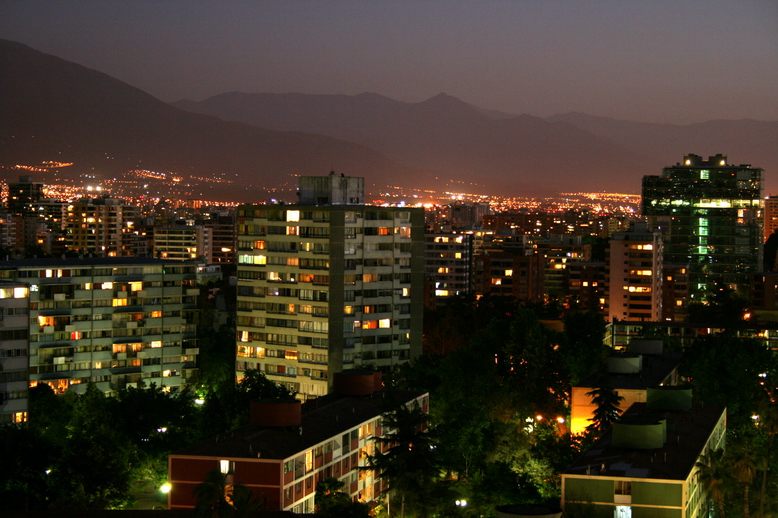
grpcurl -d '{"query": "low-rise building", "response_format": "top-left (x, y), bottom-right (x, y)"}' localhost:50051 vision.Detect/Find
top-left (570, 339), bottom-right (682, 434)
top-left (563, 389), bottom-right (726, 518)
top-left (168, 370), bottom-right (428, 514)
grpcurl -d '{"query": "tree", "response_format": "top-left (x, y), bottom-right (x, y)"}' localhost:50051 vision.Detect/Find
top-left (730, 441), bottom-right (757, 518)
top-left (696, 449), bottom-right (728, 518)
top-left (48, 383), bottom-right (135, 509)
top-left (755, 398), bottom-right (778, 518)
top-left (315, 477), bottom-right (370, 518)
top-left (193, 468), bottom-right (260, 518)
top-left (680, 334), bottom-right (777, 428)
top-left (585, 384), bottom-right (623, 435)
top-left (368, 402), bottom-right (438, 518)
top-left (560, 311), bottom-right (607, 385)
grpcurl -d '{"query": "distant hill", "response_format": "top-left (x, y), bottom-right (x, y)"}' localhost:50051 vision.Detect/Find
top-left (4, 38), bottom-right (773, 200)
top-left (174, 92), bottom-right (655, 194)
top-left (0, 39), bottom-right (424, 202)
top-left (546, 112), bottom-right (778, 191)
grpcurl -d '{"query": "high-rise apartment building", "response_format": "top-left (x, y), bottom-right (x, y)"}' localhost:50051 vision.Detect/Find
top-left (424, 232), bottom-right (474, 307)
top-left (66, 197), bottom-right (139, 256)
top-left (7, 176), bottom-right (45, 217)
top-left (235, 174), bottom-right (424, 399)
top-left (607, 222), bottom-right (663, 322)
top-left (154, 225), bottom-right (213, 262)
top-left (764, 195), bottom-right (778, 242)
top-left (642, 154), bottom-right (763, 300)
top-left (0, 258), bottom-right (199, 396)
top-left (0, 282), bottom-right (31, 424)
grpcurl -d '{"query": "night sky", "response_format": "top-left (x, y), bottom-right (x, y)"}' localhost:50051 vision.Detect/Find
top-left (3, 0), bottom-right (777, 124)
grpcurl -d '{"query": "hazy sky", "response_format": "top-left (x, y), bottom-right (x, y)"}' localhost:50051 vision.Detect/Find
top-left (3, 0), bottom-right (777, 124)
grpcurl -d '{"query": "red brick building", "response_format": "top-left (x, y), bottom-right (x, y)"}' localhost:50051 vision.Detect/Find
top-left (168, 371), bottom-right (428, 514)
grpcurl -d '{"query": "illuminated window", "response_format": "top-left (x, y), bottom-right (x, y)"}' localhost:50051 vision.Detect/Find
top-left (285, 350), bottom-right (298, 360)
top-left (13, 287), bottom-right (28, 298)
top-left (615, 481), bottom-right (632, 495)
top-left (13, 412), bottom-right (27, 423)
top-left (150, 341), bottom-right (162, 348)
top-left (112, 299), bottom-right (128, 307)
top-left (220, 460), bottom-right (231, 474)
top-left (305, 450), bottom-right (313, 472)
top-left (101, 282), bottom-right (113, 290)
top-left (151, 311), bottom-right (162, 318)
top-left (286, 210), bottom-right (300, 222)
top-left (379, 319), bottom-right (391, 328)
top-left (130, 281), bottom-right (143, 291)
top-left (505, 269), bottom-right (513, 276)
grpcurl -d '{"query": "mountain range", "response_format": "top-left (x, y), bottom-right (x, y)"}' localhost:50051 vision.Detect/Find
top-left (2, 39), bottom-right (776, 201)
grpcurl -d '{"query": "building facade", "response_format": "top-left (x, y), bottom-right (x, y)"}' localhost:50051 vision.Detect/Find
top-left (236, 175), bottom-right (424, 399)
top-left (0, 282), bottom-right (31, 423)
top-left (0, 258), bottom-right (199, 395)
top-left (563, 391), bottom-right (726, 518)
top-left (65, 197), bottom-right (139, 256)
top-left (607, 222), bottom-right (663, 322)
top-left (424, 232), bottom-right (474, 307)
top-left (168, 371), bottom-right (428, 514)
top-left (154, 225), bottom-right (213, 262)
top-left (642, 154), bottom-right (763, 301)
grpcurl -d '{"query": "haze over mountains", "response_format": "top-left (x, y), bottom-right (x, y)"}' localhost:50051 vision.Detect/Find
top-left (2, 39), bottom-right (776, 201)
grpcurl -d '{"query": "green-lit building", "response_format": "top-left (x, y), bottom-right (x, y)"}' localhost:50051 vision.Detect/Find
top-left (642, 154), bottom-right (763, 301)
top-left (562, 389), bottom-right (726, 518)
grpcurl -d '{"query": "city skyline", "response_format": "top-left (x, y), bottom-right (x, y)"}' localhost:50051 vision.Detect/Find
top-left (3, 0), bottom-right (777, 125)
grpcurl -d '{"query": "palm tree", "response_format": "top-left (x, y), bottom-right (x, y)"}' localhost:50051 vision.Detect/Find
top-left (367, 402), bottom-right (438, 518)
top-left (193, 468), bottom-right (259, 518)
top-left (696, 449), bottom-right (727, 517)
top-left (194, 469), bottom-right (233, 518)
top-left (756, 399), bottom-right (778, 518)
top-left (731, 442), bottom-right (757, 518)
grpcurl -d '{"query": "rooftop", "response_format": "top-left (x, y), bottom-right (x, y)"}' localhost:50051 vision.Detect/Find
top-left (0, 257), bottom-right (196, 268)
top-left (172, 390), bottom-right (426, 461)
top-left (565, 402), bottom-right (725, 481)
top-left (575, 352), bottom-right (682, 391)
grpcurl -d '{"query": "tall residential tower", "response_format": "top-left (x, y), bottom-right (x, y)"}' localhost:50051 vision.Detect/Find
top-left (236, 174), bottom-right (424, 399)
top-left (642, 154), bottom-right (763, 301)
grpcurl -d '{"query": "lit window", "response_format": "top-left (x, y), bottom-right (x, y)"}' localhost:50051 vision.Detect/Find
top-left (379, 319), bottom-right (391, 328)
top-left (305, 450), bottom-right (313, 472)
top-left (101, 282), bottom-right (113, 290)
top-left (285, 350), bottom-right (298, 360)
top-left (150, 341), bottom-right (162, 348)
top-left (13, 287), bottom-right (28, 298)
top-left (505, 269), bottom-right (513, 276)
top-left (113, 299), bottom-right (128, 307)
top-left (286, 210), bottom-right (300, 222)
top-left (220, 460), bottom-right (231, 474)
